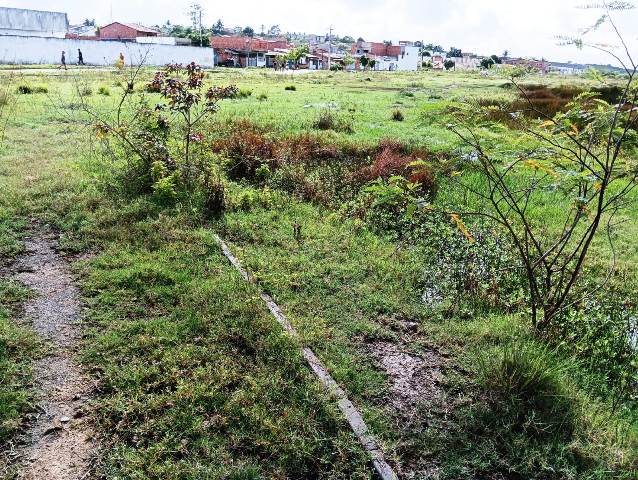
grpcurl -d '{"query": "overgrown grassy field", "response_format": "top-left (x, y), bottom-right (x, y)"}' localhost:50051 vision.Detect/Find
top-left (0, 67), bottom-right (636, 479)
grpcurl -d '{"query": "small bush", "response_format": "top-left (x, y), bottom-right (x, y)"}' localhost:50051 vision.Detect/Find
top-left (16, 85), bottom-right (33, 94)
top-left (80, 86), bottom-right (93, 97)
top-left (284, 85), bottom-right (297, 91)
top-left (391, 109), bottom-right (404, 121)
top-left (33, 85), bottom-right (48, 94)
top-left (257, 92), bottom-right (268, 101)
top-left (98, 86), bottom-right (111, 96)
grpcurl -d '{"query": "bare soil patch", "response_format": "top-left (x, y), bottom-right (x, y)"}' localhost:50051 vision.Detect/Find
top-left (12, 234), bottom-right (97, 480)
top-left (370, 341), bottom-right (445, 413)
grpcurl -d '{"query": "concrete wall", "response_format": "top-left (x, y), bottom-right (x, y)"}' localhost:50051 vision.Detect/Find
top-left (0, 35), bottom-right (215, 67)
top-left (0, 7), bottom-right (68, 38)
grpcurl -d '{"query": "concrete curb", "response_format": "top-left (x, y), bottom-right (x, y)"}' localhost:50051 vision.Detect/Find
top-left (215, 235), bottom-right (399, 480)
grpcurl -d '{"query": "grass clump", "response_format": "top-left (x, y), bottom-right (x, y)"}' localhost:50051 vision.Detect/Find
top-left (97, 86), bottom-right (110, 96)
top-left (391, 109), bottom-right (404, 121)
top-left (16, 84), bottom-right (48, 94)
top-left (284, 85), bottom-right (297, 91)
top-left (0, 281), bottom-right (40, 444)
top-left (231, 88), bottom-right (252, 99)
top-left (257, 92), bottom-right (267, 101)
top-left (312, 109), bottom-right (353, 133)
top-left (423, 337), bottom-right (638, 479)
top-left (0, 90), bottom-right (12, 107)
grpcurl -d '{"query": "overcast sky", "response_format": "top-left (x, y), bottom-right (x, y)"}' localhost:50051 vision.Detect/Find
top-left (3, 0), bottom-right (638, 65)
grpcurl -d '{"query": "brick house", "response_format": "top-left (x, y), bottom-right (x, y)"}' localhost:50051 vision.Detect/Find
top-left (99, 22), bottom-right (159, 40)
top-left (210, 36), bottom-right (290, 67)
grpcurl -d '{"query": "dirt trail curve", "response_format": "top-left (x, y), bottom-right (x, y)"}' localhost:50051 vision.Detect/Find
top-left (13, 233), bottom-right (96, 480)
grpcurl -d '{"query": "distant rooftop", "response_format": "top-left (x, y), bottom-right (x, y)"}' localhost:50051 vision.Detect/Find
top-left (101, 22), bottom-right (159, 34)
top-left (0, 6), bottom-right (68, 33)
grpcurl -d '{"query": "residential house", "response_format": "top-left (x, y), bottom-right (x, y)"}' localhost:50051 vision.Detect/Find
top-left (351, 39), bottom-right (419, 71)
top-left (210, 36), bottom-right (290, 67)
top-left (0, 6), bottom-right (68, 38)
top-left (449, 52), bottom-right (481, 70)
top-left (99, 22), bottom-right (159, 41)
top-left (549, 62), bottom-right (586, 75)
top-left (431, 55), bottom-right (445, 70)
top-left (501, 57), bottom-right (550, 74)
top-left (312, 48), bottom-right (344, 70)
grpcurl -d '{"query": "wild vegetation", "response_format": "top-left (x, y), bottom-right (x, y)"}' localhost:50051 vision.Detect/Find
top-left (0, 9), bottom-right (637, 478)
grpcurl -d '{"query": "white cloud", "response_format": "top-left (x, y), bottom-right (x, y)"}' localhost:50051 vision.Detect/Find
top-left (3, 0), bottom-right (637, 65)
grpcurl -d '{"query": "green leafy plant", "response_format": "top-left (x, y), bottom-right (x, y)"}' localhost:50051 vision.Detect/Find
top-left (85, 62), bottom-right (237, 216)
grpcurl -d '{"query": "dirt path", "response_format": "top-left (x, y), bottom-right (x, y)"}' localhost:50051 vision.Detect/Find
top-left (13, 234), bottom-right (96, 480)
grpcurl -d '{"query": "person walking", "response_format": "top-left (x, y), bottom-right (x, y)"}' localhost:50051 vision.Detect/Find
top-left (77, 49), bottom-right (85, 66)
top-left (60, 50), bottom-right (67, 70)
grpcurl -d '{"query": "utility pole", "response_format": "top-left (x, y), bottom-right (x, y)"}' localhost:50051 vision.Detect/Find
top-left (190, 3), bottom-right (203, 46)
top-left (329, 25), bottom-right (334, 69)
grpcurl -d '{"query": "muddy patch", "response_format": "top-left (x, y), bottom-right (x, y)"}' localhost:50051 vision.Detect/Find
top-left (370, 341), bottom-right (445, 413)
top-left (12, 235), bottom-right (96, 480)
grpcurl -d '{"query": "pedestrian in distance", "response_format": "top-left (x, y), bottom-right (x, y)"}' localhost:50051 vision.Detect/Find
top-left (78, 49), bottom-right (85, 66)
top-left (60, 50), bottom-right (67, 70)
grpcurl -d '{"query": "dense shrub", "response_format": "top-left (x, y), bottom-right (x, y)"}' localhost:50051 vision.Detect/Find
top-left (257, 92), bottom-right (268, 101)
top-left (284, 85), bottom-right (297, 91)
top-left (213, 121), bottom-right (276, 180)
top-left (98, 86), bottom-right (110, 96)
top-left (419, 220), bottom-right (525, 314)
top-left (16, 85), bottom-right (33, 94)
top-left (354, 140), bottom-right (437, 197)
top-left (475, 85), bottom-right (626, 126)
top-left (554, 296), bottom-right (638, 402)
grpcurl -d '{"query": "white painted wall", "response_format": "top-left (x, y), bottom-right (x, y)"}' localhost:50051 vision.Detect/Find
top-left (0, 28), bottom-right (66, 38)
top-left (0, 35), bottom-right (215, 67)
top-left (396, 46), bottom-right (419, 71)
top-left (136, 36), bottom-right (192, 46)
